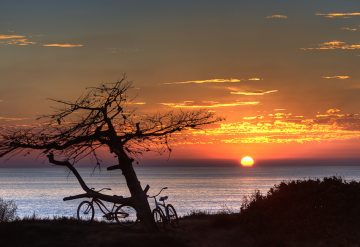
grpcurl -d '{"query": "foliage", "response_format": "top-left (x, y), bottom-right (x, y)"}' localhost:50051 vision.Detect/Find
top-left (0, 198), bottom-right (17, 222)
top-left (212, 176), bottom-right (360, 246)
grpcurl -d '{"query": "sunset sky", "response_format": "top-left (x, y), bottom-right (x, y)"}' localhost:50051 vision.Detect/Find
top-left (0, 1), bottom-right (360, 163)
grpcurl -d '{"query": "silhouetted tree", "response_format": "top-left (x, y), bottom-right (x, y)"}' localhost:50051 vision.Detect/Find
top-left (0, 76), bottom-right (219, 230)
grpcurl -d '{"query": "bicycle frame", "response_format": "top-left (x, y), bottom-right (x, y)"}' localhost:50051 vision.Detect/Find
top-left (148, 187), bottom-right (170, 218)
top-left (153, 197), bottom-right (167, 211)
top-left (85, 187), bottom-right (118, 218)
top-left (91, 198), bottom-right (118, 218)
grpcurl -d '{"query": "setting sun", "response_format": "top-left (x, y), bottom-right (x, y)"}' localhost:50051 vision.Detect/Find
top-left (241, 156), bottom-right (255, 167)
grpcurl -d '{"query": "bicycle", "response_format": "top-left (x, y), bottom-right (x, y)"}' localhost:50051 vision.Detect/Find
top-left (76, 187), bottom-right (138, 227)
top-left (148, 187), bottom-right (179, 228)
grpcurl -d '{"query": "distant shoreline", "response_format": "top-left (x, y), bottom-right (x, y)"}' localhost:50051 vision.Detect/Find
top-left (1, 158), bottom-right (360, 168)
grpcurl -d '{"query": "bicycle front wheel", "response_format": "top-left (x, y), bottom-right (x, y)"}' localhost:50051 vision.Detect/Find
top-left (166, 204), bottom-right (179, 227)
top-left (77, 201), bottom-right (94, 222)
top-left (115, 205), bottom-right (138, 227)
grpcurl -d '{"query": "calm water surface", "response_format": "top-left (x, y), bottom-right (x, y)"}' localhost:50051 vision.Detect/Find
top-left (1, 165), bottom-right (360, 218)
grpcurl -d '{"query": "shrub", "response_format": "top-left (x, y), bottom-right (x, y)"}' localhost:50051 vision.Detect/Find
top-left (236, 176), bottom-right (360, 245)
top-left (0, 198), bottom-right (17, 222)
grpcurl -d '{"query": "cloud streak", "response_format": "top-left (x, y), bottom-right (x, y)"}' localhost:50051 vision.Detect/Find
top-left (322, 75), bottom-right (350, 80)
top-left (266, 14), bottom-right (288, 19)
top-left (164, 77), bottom-right (263, 85)
top-left (0, 34), bottom-right (26, 40)
top-left (301, 40), bottom-right (360, 51)
top-left (43, 43), bottom-right (84, 48)
top-left (230, 89), bottom-right (278, 96)
top-left (342, 27), bottom-right (358, 32)
top-left (316, 12), bottom-right (360, 19)
top-left (0, 34), bottom-right (36, 46)
top-left (128, 101), bottom-right (146, 105)
top-left (160, 100), bottom-right (259, 108)
top-left (164, 78), bottom-right (242, 85)
top-left (0, 33), bottom-right (84, 48)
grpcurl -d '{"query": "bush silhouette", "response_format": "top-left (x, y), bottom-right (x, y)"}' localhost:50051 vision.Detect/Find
top-left (210, 176), bottom-right (360, 246)
top-left (180, 176), bottom-right (360, 246)
top-left (0, 198), bottom-right (17, 222)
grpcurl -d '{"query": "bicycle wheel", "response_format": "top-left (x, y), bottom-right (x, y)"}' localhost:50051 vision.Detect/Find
top-left (115, 205), bottom-right (138, 227)
top-left (152, 208), bottom-right (166, 229)
top-left (166, 204), bottom-right (179, 227)
top-left (77, 201), bottom-right (94, 222)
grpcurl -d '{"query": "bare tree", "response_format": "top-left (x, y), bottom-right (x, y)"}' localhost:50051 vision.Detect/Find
top-left (0, 76), bottom-right (219, 230)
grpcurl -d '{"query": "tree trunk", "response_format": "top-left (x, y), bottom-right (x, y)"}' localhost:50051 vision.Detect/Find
top-left (119, 157), bottom-right (157, 231)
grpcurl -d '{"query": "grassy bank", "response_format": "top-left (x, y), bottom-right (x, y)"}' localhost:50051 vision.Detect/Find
top-left (1, 177), bottom-right (360, 247)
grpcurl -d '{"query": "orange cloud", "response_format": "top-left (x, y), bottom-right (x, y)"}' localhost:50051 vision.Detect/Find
top-left (164, 78), bottom-right (241, 85)
top-left (6, 38), bottom-right (36, 46)
top-left (0, 34), bottom-right (36, 46)
top-left (301, 40), bottom-right (360, 51)
top-left (43, 43), bottom-right (84, 48)
top-left (0, 34), bottom-right (26, 40)
top-left (185, 109), bottom-right (360, 144)
top-left (316, 12), bottom-right (360, 18)
top-left (128, 102), bottom-right (146, 105)
top-left (342, 27), bottom-right (358, 32)
top-left (160, 100), bottom-right (259, 108)
top-left (0, 34), bottom-right (84, 48)
top-left (230, 89), bottom-right (278, 96)
top-left (266, 14), bottom-right (288, 19)
top-left (322, 75), bottom-right (350, 80)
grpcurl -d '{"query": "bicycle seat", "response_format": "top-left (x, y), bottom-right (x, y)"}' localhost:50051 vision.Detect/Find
top-left (159, 196), bottom-right (168, 201)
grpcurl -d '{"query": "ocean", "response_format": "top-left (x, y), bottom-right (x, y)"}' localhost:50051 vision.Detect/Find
top-left (1, 164), bottom-right (360, 219)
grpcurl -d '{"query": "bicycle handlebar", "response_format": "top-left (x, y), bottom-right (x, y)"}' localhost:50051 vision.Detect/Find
top-left (91, 187), bottom-right (112, 193)
top-left (148, 186), bottom-right (168, 198)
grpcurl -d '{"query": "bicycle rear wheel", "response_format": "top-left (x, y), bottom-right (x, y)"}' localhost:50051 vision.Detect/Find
top-left (77, 201), bottom-right (94, 222)
top-left (152, 208), bottom-right (166, 229)
top-left (166, 204), bottom-right (179, 227)
top-left (115, 205), bottom-right (138, 227)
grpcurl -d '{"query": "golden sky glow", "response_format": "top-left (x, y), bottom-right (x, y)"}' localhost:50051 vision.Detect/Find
top-left (188, 109), bottom-right (360, 144)
top-left (0, 1), bottom-right (360, 161)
